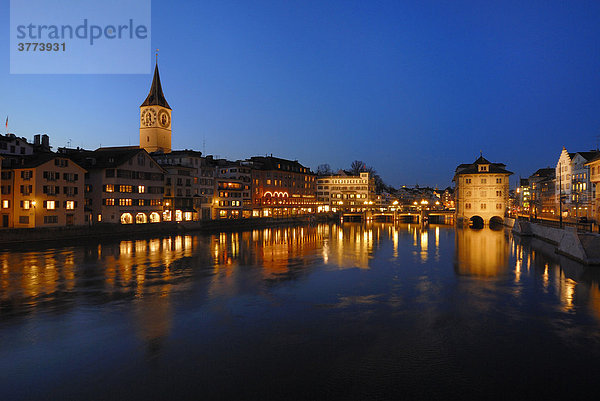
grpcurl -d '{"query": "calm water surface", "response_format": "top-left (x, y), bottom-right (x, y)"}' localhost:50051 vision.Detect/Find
top-left (2, 223), bottom-right (600, 400)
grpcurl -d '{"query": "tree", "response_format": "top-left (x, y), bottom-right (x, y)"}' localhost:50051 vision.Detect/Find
top-left (316, 163), bottom-right (333, 176)
top-left (350, 160), bottom-right (366, 175)
top-left (347, 160), bottom-right (393, 193)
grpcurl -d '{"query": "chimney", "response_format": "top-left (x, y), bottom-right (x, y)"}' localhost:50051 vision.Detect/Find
top-left (42, 134), bottom-right (49, 148)
top-left (34, 134), bottom-right (41, 146)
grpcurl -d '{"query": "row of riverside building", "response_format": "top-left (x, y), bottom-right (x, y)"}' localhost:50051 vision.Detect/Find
top-left (0, 64), bottom-right (390, 229)
top-left (514, 147), bottom-right (600, 222)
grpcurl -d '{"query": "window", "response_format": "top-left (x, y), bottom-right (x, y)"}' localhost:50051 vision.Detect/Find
top-left (481, 178), bottom-right (487, 184)
top-left (496, 178), bottom-right (502, 183)
top-left (119, 185), bottom-right (133, 193)
top-left (1, 185), bottom-right (10, 195)
top-left (21, 171), bottom-right (33, 180)
top-left (465, 203), bottom-right (472, 209)
top-left (63, 173), bottom-right (78, 182)
top-left (481, 203), bottom-right (487, 209)
top-left (103, 198), bottom-right (115, 206)
top-left (45, 201), bottom-right (56, 210)
top-left (138, 185), bottom-right (145, 193)
top-left (43, 185), bottom-right (59, 195)
top-left (66, 201), bottom-right (75, 210)
top-left (43, 171), bottom-right (60, 181)
top-left (465, 178), bottom-right (471, 184)
top-left (54, 159), bottom-right (69, 167)
top-left (119, 198), bottom-right (132, 206)
top-left (2, 200), bottom-right (9, 208)
top-left (21, 200), bottom-right (31, 210)
top-left (19, 216), bottom-right (29, 224)
top-left (496, 203), bottom-right (503, 210)
top-left (44, 216), bottom-right (58, 224)
top-left (496, 191), bottom-right (502, 196)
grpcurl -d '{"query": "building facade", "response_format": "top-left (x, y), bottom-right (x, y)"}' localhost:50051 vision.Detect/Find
top-left (62, 147), bottom-right (166, 224)
top-left (153, 150), bottom-right (214, 221)
top-left (453, 156), bottom-right (512, 225)
top-left (212, 160), bottom-right (252, 219)
top-left (249, 156), bottom-right (317, 217)
top-left (585, 155), bottom-right (600, 222)
top-left (555, 147), bottom-right (598, 221)
top-left (317, 171), bottom-right (375, 213)
top-left (1, 153), bottom-right (86, 228)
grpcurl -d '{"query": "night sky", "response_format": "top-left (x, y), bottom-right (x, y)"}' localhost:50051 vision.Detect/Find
top-left (1, 0), bottom-right (599, 188)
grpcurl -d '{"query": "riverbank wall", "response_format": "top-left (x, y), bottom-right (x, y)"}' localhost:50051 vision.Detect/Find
top-left (508, 218), bottom-right (600, 265)
top-left (0, 215), bottom-right (331, 247)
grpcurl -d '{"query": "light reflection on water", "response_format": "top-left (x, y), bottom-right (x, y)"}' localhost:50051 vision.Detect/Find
top-left (2, 223), bottom-right (600, 400)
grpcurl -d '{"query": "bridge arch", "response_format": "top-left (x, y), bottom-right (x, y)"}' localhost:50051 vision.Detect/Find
top-left (489, 216), bottom-right (504, 230)
top-left (469, 215), bottom-right (484, 229)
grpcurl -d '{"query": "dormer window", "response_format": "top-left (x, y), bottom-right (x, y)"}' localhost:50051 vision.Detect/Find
top-left (478, 165), bottom-right (489, 172)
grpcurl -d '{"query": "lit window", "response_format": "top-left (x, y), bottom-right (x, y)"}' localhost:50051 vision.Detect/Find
top-left (138, 185), bottom-right (145, 193)
top-left (2, 200), bottom-right (8, 208)
top-left (22, 200), bottom-right (31, 210)
top-left (46, 201), bottom-right (56, 210)
top-left (105, 184), bottom-right (114, 192)
top-left (98, 214), bottom-right (102, 222)
top-left (66, 201), bottom-right (75, 210)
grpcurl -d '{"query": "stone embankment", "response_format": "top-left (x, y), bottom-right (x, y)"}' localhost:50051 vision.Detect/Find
top-left (0, 215), bottom-right (328, 247)
top-left (507, 217), bottom-right (600, 265)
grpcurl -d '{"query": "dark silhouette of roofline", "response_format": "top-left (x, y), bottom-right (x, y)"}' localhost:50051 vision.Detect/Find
top-left (141, 63), bottom-right (171, 109)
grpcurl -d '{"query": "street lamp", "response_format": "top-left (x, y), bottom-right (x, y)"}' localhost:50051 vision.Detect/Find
top-left (31, 201), bottom-right (37, 228)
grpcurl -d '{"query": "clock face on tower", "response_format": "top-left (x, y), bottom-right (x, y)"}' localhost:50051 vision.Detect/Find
top-left (158, 109), bottom-right (170, 128)
top-left (141, 109), bottom-right (157, 127)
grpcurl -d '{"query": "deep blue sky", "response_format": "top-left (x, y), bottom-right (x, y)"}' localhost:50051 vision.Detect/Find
top-left (1, 0), bottom-right (599, 188)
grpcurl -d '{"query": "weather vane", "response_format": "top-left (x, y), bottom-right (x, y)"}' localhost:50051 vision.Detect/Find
top-left (155, 48), bottom-right (159, 64)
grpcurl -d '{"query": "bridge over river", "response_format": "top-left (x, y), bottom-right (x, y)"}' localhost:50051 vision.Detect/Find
top-left (341, 210), bottom-right (455, 224)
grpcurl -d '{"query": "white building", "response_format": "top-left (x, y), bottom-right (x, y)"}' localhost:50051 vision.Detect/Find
top-left (453, 156), bottom-right (512, 226)
top-left (555, 147), bottom-right (598, 221)
top-left (316, 172), bottom-right (375, 212)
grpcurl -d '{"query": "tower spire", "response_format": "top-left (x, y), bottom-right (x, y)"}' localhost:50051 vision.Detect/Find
top-left (141, 61), bottom-right (171, 109)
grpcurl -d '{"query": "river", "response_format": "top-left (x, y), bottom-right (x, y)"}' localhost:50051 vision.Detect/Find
top-left (1, 223), bottom-right (600, 400)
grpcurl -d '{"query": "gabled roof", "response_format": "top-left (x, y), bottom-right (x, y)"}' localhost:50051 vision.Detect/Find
top-left (530, 167), bottom-right (555, 178)
top-left (141, 63), bottom-right (171, 109)
top-left (2, 152), bottom-right (86, 171)
top-left (575, 151), bottom-right (600, 162)
top-left (59, 146), bottom-right (165, 172)
top-left (247, 155), bottom-right (312, 173)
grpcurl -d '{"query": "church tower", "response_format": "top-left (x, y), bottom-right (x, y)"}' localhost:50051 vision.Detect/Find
top-left (140, 63), bottom-right (172, 153)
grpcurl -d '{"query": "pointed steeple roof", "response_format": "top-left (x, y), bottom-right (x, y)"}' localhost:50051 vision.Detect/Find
top-left (141, 63), bottom-right (171, 109)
